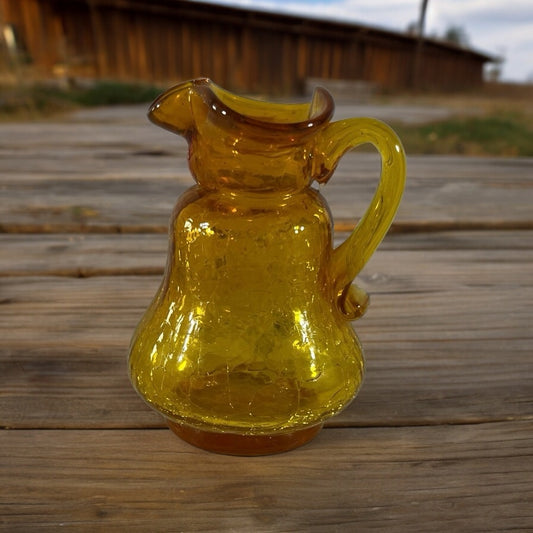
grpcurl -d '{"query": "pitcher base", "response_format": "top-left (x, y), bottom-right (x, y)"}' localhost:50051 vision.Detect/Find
top-left (167, 420), bottom-right (323, 456)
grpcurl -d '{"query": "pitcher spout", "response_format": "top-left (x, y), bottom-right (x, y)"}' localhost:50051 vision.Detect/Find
top-left (148, 79), bottom-right (200, 136)
top-left (149, 78), bottom-right (335, 135)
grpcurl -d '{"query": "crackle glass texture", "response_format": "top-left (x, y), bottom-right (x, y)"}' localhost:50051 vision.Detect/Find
top-left (128, 79), bottom-right (405, 438)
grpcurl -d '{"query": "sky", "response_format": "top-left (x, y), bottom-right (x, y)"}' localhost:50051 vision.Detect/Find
top-left (201, 0), bottom-right (533, 82)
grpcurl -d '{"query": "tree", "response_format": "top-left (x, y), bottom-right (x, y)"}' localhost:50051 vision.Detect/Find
top-left (443, 25), bottom-right (469, 47)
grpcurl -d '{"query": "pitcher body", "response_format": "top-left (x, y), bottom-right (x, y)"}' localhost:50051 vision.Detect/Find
top-left (128, 79), bottom-right (405, 454)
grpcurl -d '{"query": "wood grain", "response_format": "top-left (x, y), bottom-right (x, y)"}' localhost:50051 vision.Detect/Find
top-left (1, 121), bottom-right (532, 231)
top-left (1, 423), bottom-right (532, 531)
top-left (2, 156), bottom-right (531, 230)
top-left (1, 106), bottom-right (532, 531)
top-left (2, 113), bottom-right (531, 233)
top-left (1, 238), bottom-right (531, 429)
top-left (2, 230), bottom-right (532, 276)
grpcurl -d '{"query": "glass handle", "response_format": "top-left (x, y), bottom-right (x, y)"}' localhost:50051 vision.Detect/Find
top-left (317, 118), bottom-right (406, 319)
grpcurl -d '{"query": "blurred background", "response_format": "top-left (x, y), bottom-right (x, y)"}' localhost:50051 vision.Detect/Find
top-left (0, 0), bottom-right (532, 155)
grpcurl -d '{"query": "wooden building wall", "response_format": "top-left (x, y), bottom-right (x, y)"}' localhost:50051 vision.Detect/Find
top-left (0, 0), bottom-right (492, 94)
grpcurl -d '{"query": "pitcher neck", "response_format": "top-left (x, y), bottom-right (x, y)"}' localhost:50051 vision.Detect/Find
top-left (148, 79), bottom-right (336, 191)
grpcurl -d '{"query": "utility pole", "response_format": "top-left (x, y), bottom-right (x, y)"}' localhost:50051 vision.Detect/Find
top-left (413, 0), bottom-right (429, 91)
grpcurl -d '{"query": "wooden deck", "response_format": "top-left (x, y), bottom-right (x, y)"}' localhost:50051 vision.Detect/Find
top-left (1, 104), bottom-right (532, 531)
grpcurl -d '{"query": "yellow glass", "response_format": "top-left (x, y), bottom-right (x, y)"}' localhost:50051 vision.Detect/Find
top-left (128, 78), bottom-right (406, 455)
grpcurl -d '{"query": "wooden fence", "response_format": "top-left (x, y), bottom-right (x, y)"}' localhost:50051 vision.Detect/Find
top-left (0, 0), bottom-right (494, 94)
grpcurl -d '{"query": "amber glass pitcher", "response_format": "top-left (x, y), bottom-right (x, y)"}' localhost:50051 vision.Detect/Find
top-left (128, 78), bottom-right (405, 455)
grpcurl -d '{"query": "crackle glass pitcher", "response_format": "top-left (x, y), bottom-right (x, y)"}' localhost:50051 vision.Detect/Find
top-left (128, 78), bottom-right (406, 455)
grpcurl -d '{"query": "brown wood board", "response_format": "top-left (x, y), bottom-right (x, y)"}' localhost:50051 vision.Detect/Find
top-left (1, 104), bottom-right (532, 531)
top-left (1, 247), bottom-right (531, 429)
top-left (1, 423), bottom-right (532, 531)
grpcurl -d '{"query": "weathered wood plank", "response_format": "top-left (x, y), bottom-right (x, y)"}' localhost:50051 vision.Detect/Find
top-left (0, 233), bottom-right (168, 277)
top-left (1, 230), bottom-right (532, 277)
top-left (1, 268), bottom-right (531, 429)
top-left (2, 105), bottom-right (532, 533)
top-left (2, 338), bottom-right (530, 430)
top-left (1, 146), bottom-right (532, 231)
top-left (1, 423), bottom-right (532, 531)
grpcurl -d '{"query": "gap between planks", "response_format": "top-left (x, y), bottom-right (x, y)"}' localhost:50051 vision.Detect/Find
top-left (3, 417), bottom-right (530, 432)
top-left (2, 219), bottom-right (533, 235)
